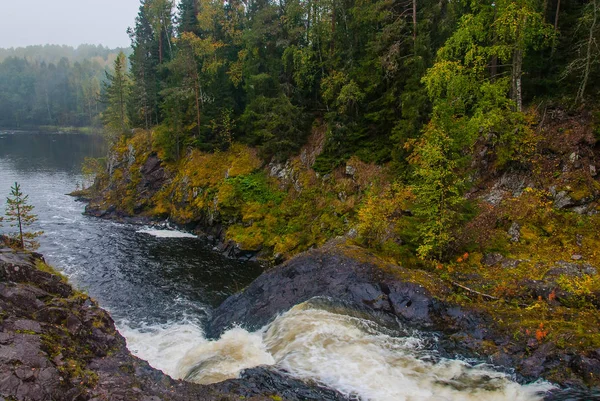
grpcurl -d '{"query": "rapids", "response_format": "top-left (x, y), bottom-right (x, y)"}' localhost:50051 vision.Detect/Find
top-left (0, 131), bottom-right (558, 400)
top-left (123, 301), bottom-right (555, 401)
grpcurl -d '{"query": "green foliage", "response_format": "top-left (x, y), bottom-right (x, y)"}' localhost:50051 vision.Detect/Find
top-left (409, 122), bottom-right (466, 260)
top-left (356, 183), bottom-right (414, 249)
top-left (102, 52), bottom-right (131, 142)
top-left (240, 95), bottom-right (309, 161)
top-left (4, 182), bottom-right (43, 250)
top-left (227, 173), bottom-right (285, 205)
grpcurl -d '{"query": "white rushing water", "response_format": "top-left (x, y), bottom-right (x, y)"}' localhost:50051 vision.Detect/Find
top-left (136, 227), bottom-right (198, 238)
top-left (118, 302), bottom-right (555, 401)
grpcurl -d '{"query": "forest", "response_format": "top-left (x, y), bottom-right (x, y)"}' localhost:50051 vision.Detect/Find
top-left (0, 45), bottom-right (129, 129)
top-left (104, 0), bottom-right (599, 159)
top-left (3, 0), bottom-right (600, 387)
top-left (95, 0), bottom-right (600, 259)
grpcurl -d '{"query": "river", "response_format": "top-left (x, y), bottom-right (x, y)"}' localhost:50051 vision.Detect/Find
top-left (0, 131), bottom-right (560, 401)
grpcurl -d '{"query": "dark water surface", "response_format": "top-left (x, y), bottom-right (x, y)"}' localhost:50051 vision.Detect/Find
top-left (0, 131), bottom-right (263, 327)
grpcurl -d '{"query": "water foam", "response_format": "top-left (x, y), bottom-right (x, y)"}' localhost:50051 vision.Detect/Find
top-left (117, 321), bottom-right (206, 376)
top-left (120, 302), bottom-right (555, 401)
top-left (136, 228), bottom-right (197, 239)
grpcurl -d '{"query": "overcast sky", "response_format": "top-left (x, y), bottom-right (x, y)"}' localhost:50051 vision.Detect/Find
top-left (0, 0), bottom-right (143, 49)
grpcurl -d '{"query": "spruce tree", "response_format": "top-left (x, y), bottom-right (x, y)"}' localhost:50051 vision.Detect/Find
top-left (102, 52), bottom-right (131, 141)
top-left (5, 182), bottom-right (43, 250)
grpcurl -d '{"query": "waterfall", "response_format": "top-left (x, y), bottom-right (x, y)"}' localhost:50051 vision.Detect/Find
top-left (118, 300), bottom-right (555, 401)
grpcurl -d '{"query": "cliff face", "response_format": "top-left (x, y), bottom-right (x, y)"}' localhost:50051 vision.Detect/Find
top-left (0, 242), bottom-right (348, 401)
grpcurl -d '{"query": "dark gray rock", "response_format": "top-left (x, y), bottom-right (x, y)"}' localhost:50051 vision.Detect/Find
top-left (386, 282), bottom-right (431, 322)
top-left (13, 320), bottom-right (42, 334)
top-left (483, 253), bottom-right (505, 267)
top-left (545, 261), bottom-right (598, 279)
top-left (138, 153), bottom-right (166, 196)
top-left (571, 355), bottom-right (600, 384)
top-left (554, 191), bottom-right (574, 209)
top-left (207, 245), bottom-right (439, 337)
top-left (501, 258), bottom-right (525, 269)
top-left (215, 367), bottom-right (347, 401)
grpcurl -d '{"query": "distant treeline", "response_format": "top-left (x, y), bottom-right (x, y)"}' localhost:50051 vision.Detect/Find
top-left (0, 45), bottom-right (131, 129)
top-left (0, 44), bottom-right (131, 65)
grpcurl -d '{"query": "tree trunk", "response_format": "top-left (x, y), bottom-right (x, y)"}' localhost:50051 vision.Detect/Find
top-left (307, 0), bottom-right (311, 44)
top-left (163, 14), bottom-right (173, 60)
top-left (331, 0), bottom-right (336, 53)
top-left (16, 203), bottom-right (24, 249)
top-left (551, 0), bottom-right (561, 57)
top-left (491, 7), bottom-right (498, 80)
top-left (412, 0), bottom-right (417, 45)
top-left (159, 34), bottom-right (163, 64)
top-left (577, 0), bottom-right (597, 103)
top-left (512, 49), bottom-right (523, 112)
top-left (195, 72), bottom-right (202, 139)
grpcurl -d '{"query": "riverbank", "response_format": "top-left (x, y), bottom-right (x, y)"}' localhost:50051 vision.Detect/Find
top-left (0, 239), bottom-right (348, 401)
top-left (1, 239), bottom-right (595, 400)
top-left (78, 108), bottom-right (600, 391)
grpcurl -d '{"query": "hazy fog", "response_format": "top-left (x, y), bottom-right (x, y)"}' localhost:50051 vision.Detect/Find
top-left (1, 0), bottom-right (142, 49)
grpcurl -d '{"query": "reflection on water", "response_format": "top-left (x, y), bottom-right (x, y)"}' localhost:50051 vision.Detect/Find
top-left (0, 131), bottom-right (107, 173)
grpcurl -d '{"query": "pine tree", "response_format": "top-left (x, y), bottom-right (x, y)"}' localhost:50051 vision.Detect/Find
top-left (129, 0), bottom-right (162, 129)
top-left (5, 182), bottom-right (43, 250)
top-left (102, 52), bottom-right (131, 142)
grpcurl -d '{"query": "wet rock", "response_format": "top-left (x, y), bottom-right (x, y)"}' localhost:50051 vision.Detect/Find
top-left (571, 356), bottom-right (600, 383)
top-left (520, 343), bottom-right (555, 378)
top-left (65, 314), bottom-right (82, 335)
top-left (572, 254), bottom-right (583, 261)
top-left (208, 245), bottom-right (443, 337)
top-left (387, 283), bottom-right (431, 323)
top-left (347, 283), bottom-right (389, 311)
top-left (138, 153), bottom-right (166, 195)
top-left (207, 245), bottom-right (443, 337)
top-left (217, 367), bottom-right (348, 401)
top-left (35, 307), bottom-right (70, 325)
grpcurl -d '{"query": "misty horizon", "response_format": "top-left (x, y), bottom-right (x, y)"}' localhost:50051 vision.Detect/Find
top-left (0, 43), bottom-right (131, 51)
top-left (1, 0), bottom-right (143, 49)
